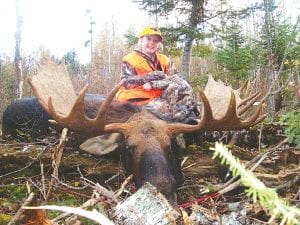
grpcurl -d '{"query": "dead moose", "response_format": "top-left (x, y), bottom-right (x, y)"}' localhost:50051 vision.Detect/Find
top-left (25, 59), bottom-right (265, 209)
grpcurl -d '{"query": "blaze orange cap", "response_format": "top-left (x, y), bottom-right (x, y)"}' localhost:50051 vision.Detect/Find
top-left (139, 27), bottom-right (162, 40)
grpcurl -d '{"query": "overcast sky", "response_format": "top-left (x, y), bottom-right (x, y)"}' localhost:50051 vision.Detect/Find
top-left (0, 0), bottom-right (298, 64)
top-left (0, 0), bottom-right (150, 63)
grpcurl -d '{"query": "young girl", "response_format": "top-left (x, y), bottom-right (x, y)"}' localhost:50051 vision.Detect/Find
top-left (116, 26), bottom-right (199, 123)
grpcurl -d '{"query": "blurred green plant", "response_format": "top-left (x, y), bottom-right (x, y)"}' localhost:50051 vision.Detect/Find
top-left (189, 74), bottom-right (209, 89)
top-left (280, 109), bottom-right (300, 149)
top-left (211, 142), bottom-right (300, 225)
top-left (0, 214), bottom-right (12, 225)
top-left (0, 184), bottom-right (26, 203)
top-left (192, 43), bottom-right (213, 58)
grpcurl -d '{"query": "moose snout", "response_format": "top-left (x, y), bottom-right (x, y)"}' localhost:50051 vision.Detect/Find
top-left (137, 149), bottom-right (179, 205)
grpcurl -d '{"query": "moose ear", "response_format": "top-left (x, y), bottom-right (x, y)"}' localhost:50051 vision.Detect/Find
top-left (79, 133), bottom-right (123, 155)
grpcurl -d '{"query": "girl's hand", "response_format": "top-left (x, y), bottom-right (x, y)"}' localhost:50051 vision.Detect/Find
top-left (143, 82), bottom-right (152, 91)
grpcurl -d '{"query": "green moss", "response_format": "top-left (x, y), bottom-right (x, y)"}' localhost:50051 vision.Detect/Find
top-left (80, 217), bottom-right (99, 225)
top-left (0, 184), bottom-right (26, 202)
top-left (48, 196), bottom-right (78, 207)
top-left (0, 214), bottom-right (12, 225)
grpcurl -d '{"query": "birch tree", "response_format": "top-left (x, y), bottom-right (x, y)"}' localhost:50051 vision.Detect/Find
top-left (15, 0), bottom-right (23, 99)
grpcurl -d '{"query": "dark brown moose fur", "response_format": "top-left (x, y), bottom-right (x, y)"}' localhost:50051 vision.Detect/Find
top-left (72, 96), bottom-right (184, 205)
top-left (26, 59), bottom-right (265, 210)
top-left (2, 94), bottom-right (183, 207)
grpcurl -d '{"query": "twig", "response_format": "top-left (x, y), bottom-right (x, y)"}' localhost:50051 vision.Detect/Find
top-left (46, 128), bottom-right (68, 201)
top-left (0, 146), bottom-right (49, 179)
top-left (276, 174), bottom-right (300, 194)
top-left (0, 141), bottom-right (47, 146)
top-left (52, 192), bottom-right (101, 223)
top-left (182, 162), bottom-right (197, 171)
top-left (28, 178), bottom-right (48, 200)
top-left (219, 138), bottom-right (288, 189)
top-left (181, 156), bottom-right (188, 167)
top-left (180, 138), bottom-right (291, 208)
top-left (94, 183), bottom-right (118, 203)
top-left (114, 174), bottom-right (134, 198)
top-left (292, 189), bottom-right (300, 202)
top-left (218, 151), bottom-right (267, 196)
top-left (51, 184), bottom-right (91, 199)
top-left (51, 174), bottom-right (89, 190)
top-left (258, 122), bottom-right (264, 152)
top-left (41, 163), bottom-right (47, 199)
top-left (79, 171), bottom-right (119, 203)
top-left (105, 172), bottom-right (121, 184)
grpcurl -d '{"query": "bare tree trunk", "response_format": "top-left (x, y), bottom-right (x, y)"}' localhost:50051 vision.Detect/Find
top-left (263, 0), bottom-right (277, 121)
top-left (15, 0), bottom-right (23, 99)
top-left (181, 36), bottom-right (194, 80)
top-left (181, 0), bottom-right (205, 80)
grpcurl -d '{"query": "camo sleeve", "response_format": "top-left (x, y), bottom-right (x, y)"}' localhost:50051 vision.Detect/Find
top-left (121, 62), bottom-right (146, 89)
top-left (148, 74), bottom-right (179, 90)
top-left (121, 61), bottom-right (137, 80)
top-left (121, 61), bottom-right (169, 89)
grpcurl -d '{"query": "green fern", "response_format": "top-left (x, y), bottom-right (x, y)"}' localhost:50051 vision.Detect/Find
top-left (211, 142), bottom-right (300, 225)
top-left (280, 109), bottom-right (300, 149)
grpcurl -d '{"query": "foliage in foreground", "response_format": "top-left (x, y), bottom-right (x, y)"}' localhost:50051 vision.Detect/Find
top-left (280, 109), bottom-right (300, 149)
top-left (211, 142), bottom-right (300, 225)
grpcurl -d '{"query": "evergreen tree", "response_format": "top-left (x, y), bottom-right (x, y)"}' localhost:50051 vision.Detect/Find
top-left (132, 0), bottom-right (206, 79)
top-left (214, 21), bottom-right (252, 84)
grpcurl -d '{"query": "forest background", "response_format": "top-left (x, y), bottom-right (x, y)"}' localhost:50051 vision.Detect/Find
top-left (0, 0), bottom-right (299, 146)
top-left (0, 0), bottom-right (299, 224)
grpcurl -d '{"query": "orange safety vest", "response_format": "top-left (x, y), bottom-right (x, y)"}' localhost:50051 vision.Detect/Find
top-left (116, 51), bottom-right (169, 105)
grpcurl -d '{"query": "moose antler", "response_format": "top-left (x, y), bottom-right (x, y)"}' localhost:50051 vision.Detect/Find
top-left (167, 76), bottom-right (266, 135)
top-left (29, 59), bottom-right (265, 138)
top-left (28, 58), bottom-right (129, 136)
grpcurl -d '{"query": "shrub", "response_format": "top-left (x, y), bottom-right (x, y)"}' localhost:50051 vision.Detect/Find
top-left (280, 109), bottom-right (300, 149)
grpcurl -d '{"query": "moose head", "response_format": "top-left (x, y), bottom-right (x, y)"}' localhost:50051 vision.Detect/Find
top-left (28, 59), bottom-right (265, 209)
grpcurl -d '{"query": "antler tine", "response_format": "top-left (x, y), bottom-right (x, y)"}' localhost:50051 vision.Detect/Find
top-left (43, 82), bottom-right (128, 134)
top-left (46, 81), bottom-right (128, 135)
top-left (167, 76), bottom-right (266, 136)
top-left (238, 91), bottom-right (261, 107)
top-left (252, 114), bottom-right (267, 127)
top-left (94, 81), bottom-right (126, 133)
top-left (54, 81), bottom-right (127, 135)
top-left (220, 91), bottom-right (238, 123)
top-left (237, 91), bottom-right (262, 116)
top-left (167, 86), bottom-right (213, 135)
top-left (47, 84), bottom-right (90, 130)
top-left (238, 80), bottom-right (248, 93)
top-left (29, 59), bottom-right (130, 136)
top-left (239, 102), bottom-right (265, 128)
top-left (197, 85), bottom-right (214, 123)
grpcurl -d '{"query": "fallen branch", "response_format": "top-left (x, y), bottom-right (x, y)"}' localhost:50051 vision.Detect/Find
top-left (0, 145), bottom-right (49, 179)
top-left (114, 174), bottom-right (134, 198)
top-left (219, 138), bottom-right (289, 190)
top-left (8, 192), bottom-right (36, 225)
top-left (23, 205), bottom-right (114, 225)
top-left (179, 138), bottom-right (292, 209)
top-left (46, 128), bottom-right (68, 200)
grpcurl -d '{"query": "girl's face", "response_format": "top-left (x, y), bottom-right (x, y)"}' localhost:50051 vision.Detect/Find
top-left (141, 35), bottom-right (161, 56)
